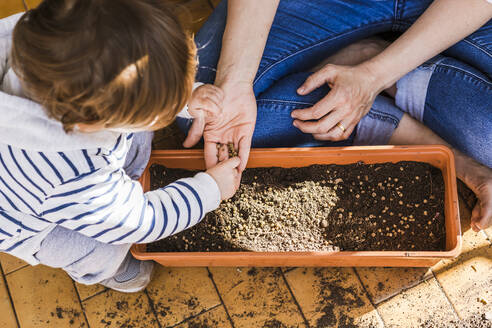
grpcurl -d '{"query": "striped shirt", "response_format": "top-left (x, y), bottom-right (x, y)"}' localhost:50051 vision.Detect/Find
top-left (0, 13), bottom-right (220, 264)
top-left (0, 133), bottom-right (220, 262)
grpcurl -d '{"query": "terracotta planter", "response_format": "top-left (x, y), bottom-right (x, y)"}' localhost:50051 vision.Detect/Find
top-left (131, 145), bottom-right (461, 267)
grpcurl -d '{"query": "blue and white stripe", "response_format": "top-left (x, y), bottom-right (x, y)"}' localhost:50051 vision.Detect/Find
top-left (0, 135), bottom-right (220, 253)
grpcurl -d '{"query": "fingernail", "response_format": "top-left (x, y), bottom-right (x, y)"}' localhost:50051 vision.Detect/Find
top-left (297, 87), bottom-right (305, 94)
top-left (293, 120), bottom-right (298, 127)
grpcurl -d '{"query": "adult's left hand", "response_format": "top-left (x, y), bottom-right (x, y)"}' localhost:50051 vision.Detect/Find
top-left (291, 63), bottom-right (383, 141)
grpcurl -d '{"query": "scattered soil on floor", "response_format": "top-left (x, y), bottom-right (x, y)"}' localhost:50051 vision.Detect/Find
top-left (147, 161), bottom-right (445, 252)
top-left (420, 313), bottom-right (492, 328)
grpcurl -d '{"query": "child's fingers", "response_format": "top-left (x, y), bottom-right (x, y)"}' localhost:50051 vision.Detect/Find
top-left (223, 156), bottom-right (241, 169)
top-left (470, 203), bottom-right (482, 232)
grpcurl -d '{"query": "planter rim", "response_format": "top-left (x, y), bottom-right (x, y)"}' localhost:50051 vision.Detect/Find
top-left (132, 145), bottom-right (461, 267)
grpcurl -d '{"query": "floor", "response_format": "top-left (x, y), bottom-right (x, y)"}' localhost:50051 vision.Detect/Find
top-left (1, 0), bottom-right (492, 327)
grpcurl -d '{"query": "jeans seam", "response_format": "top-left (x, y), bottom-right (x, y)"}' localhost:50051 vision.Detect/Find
top-left (367, 109), bottom-right (399, 127)
top-left (462, 39), bottom-right (492, 59)
top-left (436, 63), bottom-right (492, 87)
top-left (253, 21), bottom-right (393, 86)
top-left (257, 99), bottom-right (315, 107)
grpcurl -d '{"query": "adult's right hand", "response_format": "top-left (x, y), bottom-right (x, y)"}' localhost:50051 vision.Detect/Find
top-left (291, 63), bottom-right (385, 141)
top-left (183, 80), bottom-right (257, 172)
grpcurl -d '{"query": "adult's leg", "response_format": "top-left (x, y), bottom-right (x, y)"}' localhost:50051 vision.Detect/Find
top-left (397, 2), bottom-right (492, 78)
top-left (253, 72), bottom-right (404, 148)
top-left (395, 56), bottom-right (492, 167)
top-left (195, 0), bottom-right (399, 94)
top-left (390, 114), bottom-right (492, 232)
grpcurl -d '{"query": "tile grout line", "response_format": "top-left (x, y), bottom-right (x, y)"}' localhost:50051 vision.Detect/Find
top-left (168, 303), bottom-right (222, 328)
top-left (78, 288), bottom-right (108, 303)
top-left (430, 270), bottom-right (461, 320)
top-left (206, 267), bottom-right (236, 328)
top-left (0, 263), bottom-right (21, 328)
top-left (143, 288), bottom-right (163, 328)
top-left (4, 265), bottom-right (29, 276)
top-left (71, 280), bottom-right (91, 328)
top-left (279, 268), bottom-right (311, 328)
top-left (352, 268), bottom-right (386, 328)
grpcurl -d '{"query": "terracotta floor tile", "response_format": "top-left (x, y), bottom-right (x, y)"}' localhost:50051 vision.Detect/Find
top-left (0, 253), bottom-right (28, 275)
top-left (377, 277), bottom-right (458, 327)
top-left (83, 289), bottom-right (158, 328)
top-left (0, 0), bottom-right (25, 18)
top-left (146, 266), bottom-right (220, 327)
top-left (6, 265), bottom-right (86, 327)
top-left (356, 267), bottom-right (433, 304)
top-left (209, 267), bottom-right (306, 328)
top-left (74, 282), bottom-right (106, 301)
top-left (434, 243), bottom-right (492, 320)
top-left (0, 274), bottom-right (17, 328)
top-left (285, 267), bottom-right (382, 328)
top-left (24, 0), bottom-right (43, 9)
top-left (175, 305), bottom-right (232, 328)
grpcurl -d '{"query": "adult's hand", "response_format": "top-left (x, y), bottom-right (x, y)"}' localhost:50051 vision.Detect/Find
top-left (290, 63), bottom-right (383, 141)
top-left (183, 81), bottom-right (256, 172)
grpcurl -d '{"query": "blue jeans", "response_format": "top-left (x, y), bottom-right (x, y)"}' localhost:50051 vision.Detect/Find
top-left (191, 0), bottom-right (492, 166)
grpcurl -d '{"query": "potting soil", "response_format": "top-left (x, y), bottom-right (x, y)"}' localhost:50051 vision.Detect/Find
top-left (147, 161), bottom-right (446, 252)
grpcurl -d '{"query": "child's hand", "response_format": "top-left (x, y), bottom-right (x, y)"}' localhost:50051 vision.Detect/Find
top-left (183, 84), bottom-right (224, 148)
top-left (206, 157), bottom-right (241, 200)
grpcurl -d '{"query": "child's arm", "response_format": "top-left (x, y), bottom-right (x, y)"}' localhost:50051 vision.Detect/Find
top-left (40, 158), bottom-right (240, 244)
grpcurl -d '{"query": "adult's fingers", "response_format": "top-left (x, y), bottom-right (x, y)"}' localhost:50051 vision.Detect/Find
top-left (218, 143), bottom-right (229, 162)
top-left (237, 136), bottom-right (252, 172)
top-left (312, 120), bottom-right (356, 141)
top-left (204, 141), bottom-right (219, 169)
top-left (297, 65), bottom-right (337, 95)
top-left (293, 109), bottom-right (345, 134)
top-left (188, 97), bottom-right (222, 118)
top-left (183, 116), bottom-right (205, 148)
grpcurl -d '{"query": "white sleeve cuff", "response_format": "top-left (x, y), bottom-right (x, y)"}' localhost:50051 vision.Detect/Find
top-left (186, 172), bottom-right (221, 214)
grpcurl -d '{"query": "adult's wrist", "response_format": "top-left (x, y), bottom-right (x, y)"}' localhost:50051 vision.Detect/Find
top-left (358, 59), bottom-right (398, 94)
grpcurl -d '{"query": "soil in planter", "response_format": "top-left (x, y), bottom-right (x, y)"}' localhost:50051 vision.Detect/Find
top-left (147, 161), bottom-right (446, 252)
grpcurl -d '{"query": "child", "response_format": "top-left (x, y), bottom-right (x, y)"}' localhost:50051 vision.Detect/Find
top-left (0, 0), bottom-right (240, 292)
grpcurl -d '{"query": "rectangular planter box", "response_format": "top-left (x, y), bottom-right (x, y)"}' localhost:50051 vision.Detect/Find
top-left (131, 145), bottom-right (461, 267)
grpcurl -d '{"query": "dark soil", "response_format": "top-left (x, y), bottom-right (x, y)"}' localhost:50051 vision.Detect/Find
top-left (147, 161), bottom-right (446, 252)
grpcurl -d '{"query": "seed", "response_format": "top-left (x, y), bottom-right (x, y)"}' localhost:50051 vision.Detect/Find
top-left (398, 200), bottom-right (403, 205)
top-left (381, 196), bottom-right (386, 201)
top-left (428, 221), bottom-right (432, 225)
top-left (400, 167), bottom-right (404, 171)
top-left (387, 233), bottom-right (393, 237)
top-left (371, 192), bottom-right (376, 197)
top-left (423, 199), bottom-right (428, 204)
top-left (389, 212), bottom-right (394, 216)
top-left (424, 211), bottom-right (428, 216)
top-left (355, 194), bottom-right (360, 199)
top-left (338, 213), bottom-right (343, 219)
top-left (321, 219), bottom-right (328, 228)
top-left (394, 178), bottom-right (399, 182)
top-left (371, 232), bottom-right (376, 237)
top-left (415, 176), bottom-right (420, 180)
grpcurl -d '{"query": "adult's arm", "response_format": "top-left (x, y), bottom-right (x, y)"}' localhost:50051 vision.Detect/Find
top-left (291, 0), bottom-right (492, 141)
top-left (184, 0), bottom-right (279, 171)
